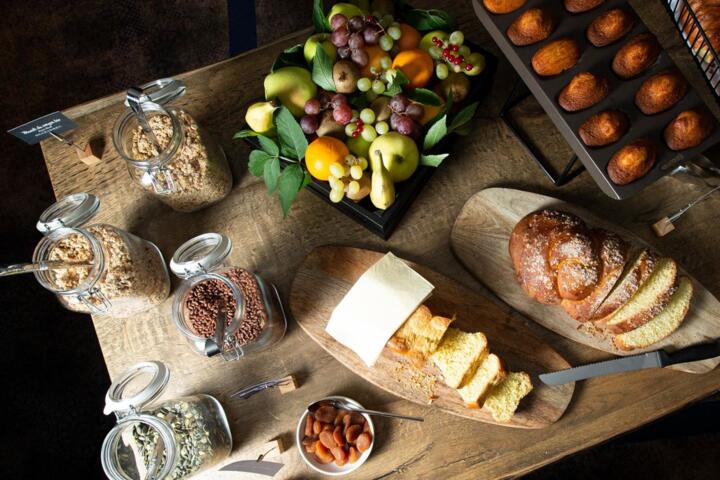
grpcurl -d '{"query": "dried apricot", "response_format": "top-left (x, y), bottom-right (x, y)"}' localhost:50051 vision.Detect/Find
top-left (304, 414), bottom-right (314, 437)
top-left (345, 424), bottom-right (362, 444)
top-left (315, 405), bottom-right (337, 423)
top-left (348, 446), bottom-right (360, 463)
top-left (348, 412), bottom-right (365, 425)
top-left (333, 425), bottom-right (344, 446)
top-left (331, 446), bottom-right (348, 464)
top-left (334, 410), bottom-right (348, 426)
top-left (315, 441), bottom-right (334, 464)
top-left (363, 420), bottom-right (371, 433)
top-left (312, 419), bottom-right (323, 435)
top-left (319, 430), bottom-right (336, 449)
top-left (305, 440), bottom-right (317, 453)
top-left (356, 432), bottom-right (372, 452)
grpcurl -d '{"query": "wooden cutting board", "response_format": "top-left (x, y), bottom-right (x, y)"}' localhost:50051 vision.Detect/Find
top-left (289, 246), bottom-right (574, 429)
top-left (451, 188), bottom-right (720, 374)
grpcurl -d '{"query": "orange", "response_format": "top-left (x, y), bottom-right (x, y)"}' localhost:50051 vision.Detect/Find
top-left (361, 45), bottom-right (387, 78)
top-left (397, 23), bottom-right (421, 51)
top-left (305, 137), bottom-right (349, 181)
top-left (418, 102), bottom-right (444, 125)
top-left (391, 49), bottom-right (434, 89)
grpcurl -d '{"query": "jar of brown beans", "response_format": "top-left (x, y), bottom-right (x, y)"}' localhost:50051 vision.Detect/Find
top-left (169, 233), bottom-right (286, 360)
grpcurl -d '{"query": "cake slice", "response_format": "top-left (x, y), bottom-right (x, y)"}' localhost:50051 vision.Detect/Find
top-left (483, 371), bottom-right (533, 423)
top-left (615, 277), bottom-right (693, 351)
top-left (457, 354), bottom-right (506, 408)
top-left (593, 249), bottom-right (658, 321)
top-left (606, 257), bottom-right (678, 333)
top-left (430, 328), bottom-right (488, 388)
top-left (387, 305), bottom-right (453, 367)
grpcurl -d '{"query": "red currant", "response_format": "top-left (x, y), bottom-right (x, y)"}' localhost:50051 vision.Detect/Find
top-left (465, 63), bottom-right (474, 71)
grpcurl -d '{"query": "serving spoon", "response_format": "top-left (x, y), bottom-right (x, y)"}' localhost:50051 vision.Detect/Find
top-left (307, 399), bottom-right (424, 422)
top-left (0, 260), bottom-right (93, 278)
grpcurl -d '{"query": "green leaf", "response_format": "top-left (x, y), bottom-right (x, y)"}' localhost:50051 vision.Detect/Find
top-left (448, 102), bottom-right (479, 134)
top-left (248, 150), bottom-right (273, 177)
top-left (383, 69), bottom-right (409, 97)
top-left (233, 129), bottom-right (259, 139)
top-left (349, 94), bottom-right (369, 110)
top-left (275, 107), bottom-right (309, 160)
top-left (402, 9), bottom-right (457, 32)
top-left (420, 153), bottom-right (449, 167)
top-left (278, 163), bottom-right (305, 216)
top-left (313, 0), bottom-right (330, 33)
top-left (271, 44), bottom-right (306, 72)
top-left (423, 114), bottom-right (448, 151)
top-left (312, 46), bottom-right (336, 92)
top-left (257, 135), bottom-right (279, 156)
top-left (406, 88), bottom-right (442, 106)
top-left (302, 170), bottom-right (313, 187)
top-left (263, 156), bottom-right (281, 193)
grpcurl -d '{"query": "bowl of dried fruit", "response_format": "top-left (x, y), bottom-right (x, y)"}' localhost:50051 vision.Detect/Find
top-left (296, 395), bottom-right (375, 475)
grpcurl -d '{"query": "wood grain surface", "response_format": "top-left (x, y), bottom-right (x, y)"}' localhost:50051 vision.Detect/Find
top-left (35, 0), bottom-right (720, 478)
top-left (451, 187), bottom-right (720, 374)
top-left (290, 245), bottom-right (574, 429)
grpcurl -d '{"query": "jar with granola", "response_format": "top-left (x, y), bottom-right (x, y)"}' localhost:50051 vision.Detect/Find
top-left (101, 361), bottom-right (232, 480)
top-left (32, 193), bottom-right (170, 317)
top-left (112, 78), bottom-right (232, 212)
top-left (169, 233), bottom-right (287, 361)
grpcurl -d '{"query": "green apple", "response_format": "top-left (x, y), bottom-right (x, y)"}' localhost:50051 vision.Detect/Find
top-left (304, 33), bottom-right (337, 64)
top-left (327, 3), bottom-right (365, 24)
top-left (420, 30), bottom-right (449, 51)
top-left (264, 67), bottom-right (317, 117)
top-left (368, 132), bottom-right (419, 182)
top-left (245, 101), bottom-right (277, 135)
top-left (346, 136), bottom-right (371, 158)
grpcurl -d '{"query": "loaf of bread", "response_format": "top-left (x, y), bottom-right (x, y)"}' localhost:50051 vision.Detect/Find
top-left (664, 108), bottom-right (715, 151)
top-left (387, 305), bottom-right (453, 367)
top-left (483, 372), bottom-right (533, 423)
top-left (558, 72), bottom-right (609, 112)
top-left (612, 33), bottom-right (661, 79)
top-left (607, 138), bottom-right (657, 185)
top-left (587, 8), bottom-right (635, 47)
top-left (507, 7), bottom-right (556, 46)
top-left (680, 1), bottom-right (720, 63)
top-left (635, 68), bottom-right (688, 115)
top-left (457, 353), bottom-right (505, 408)
top-left (593, 249), bottom-right (659, 320)
top-left (531, 38), bottom-right (581, 77)
top-left (431, 328), bottom-right (488, 388)
top-left (579, 110), bottom-right (630, 147)
top-left (483, 0), bottom-right (526, 14)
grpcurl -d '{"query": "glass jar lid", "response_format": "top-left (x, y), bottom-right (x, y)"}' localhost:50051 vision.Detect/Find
top-left (124, 78), bottom-right (186, 107)
top-left (170, 233), bottom-right (232, 279)
top-left (104, 361), bottom-right (170, 416)
top-left (36, 193), bottom-right (100, 234)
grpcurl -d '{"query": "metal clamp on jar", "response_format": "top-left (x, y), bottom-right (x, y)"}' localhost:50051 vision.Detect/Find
top-left (31, 193), bottom-right (170, 317)
top-left (112, 78), bottom-right (232, 213)
top-left (101, 361), bottom-right (232, 480)
top-left (169, 233), bottom-right (287, 361)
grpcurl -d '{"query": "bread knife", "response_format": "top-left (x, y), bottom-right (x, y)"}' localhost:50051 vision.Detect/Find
top-left (539, 340), bottom-right (720, 385)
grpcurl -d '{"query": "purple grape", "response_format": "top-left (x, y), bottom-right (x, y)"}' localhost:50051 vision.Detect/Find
top-left (351, 48), bottom-right (369, 67)
top-left (331, 27), bottom-right (349, 47)
top-left (348, 15), bottom-right (365, 32)
top-left (304, 98), bottom-right (322, 115)
top-left (389, 94), bottom-right (409, 113)
top-left (331, 93), bottom-right (348, 109)
top-left (363, 27), bottom-right (380, 45)
top-left (348, 32), bottom-right (365, 50)
top-left (330, 13), bottom-right (348, 31)
top-left (405, 103), bottom-right (423, 120)
top-left (318, 91), bottom-right (332, 108)
top-left (394, 115), bottom-right (415, 136)
top-left (390, 112), bottom-right (401, 130)
top-left (300, 115), bottom-right (319, 134)
top-left (338, 46), bottom-right (351, 59)
top-left (333, 104), bottom-right (353, 125)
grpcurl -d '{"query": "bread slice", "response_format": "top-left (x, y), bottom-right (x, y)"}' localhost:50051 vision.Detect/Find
top-left (457, 354), bottom-right (506, 408)
top-left (615, 277), bottom-right (693, 350)
top-left (387, 305), bottom-right (453, 367)
top-left (593, 249), bottom-right (659, 321)
top-left (483, 371), bottom-right (533, 423)
top-left (606, 257), bottom-right (678, 333)
top-left (430, 328), bottom-right (488, 388)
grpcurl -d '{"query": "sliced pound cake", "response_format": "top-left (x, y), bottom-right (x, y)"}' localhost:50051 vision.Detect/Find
top-left (615, 277), bottom-right (693, 350)
top-left (605, 257), bottom-right (678, 333)
top-left (484, 371), bottom-right (533, 423)
top-left (387, 305), bottom-right (453, 367)
top-left (430, 328), bottom-right (488, 388)
top-left (593, 249), bottom-right (659, 321)
top-left (457, 354), bottom-right (505, 408)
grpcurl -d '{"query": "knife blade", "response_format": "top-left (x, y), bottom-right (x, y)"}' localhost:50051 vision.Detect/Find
top-left (540, 339), bottom-right (720, 385)
top-left (219, 460), bottom-right (284, 476)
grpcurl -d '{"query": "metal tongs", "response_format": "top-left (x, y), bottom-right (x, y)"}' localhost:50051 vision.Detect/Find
top-left (127, 87), bottom-right (162, 151)
top-left (231, 377), bottom-right (296, 400)
top-left (203, 303), bottom-right (227, 357)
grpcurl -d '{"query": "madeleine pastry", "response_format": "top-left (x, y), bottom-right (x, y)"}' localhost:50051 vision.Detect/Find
top-left (607, 138), bottom-right (657, 185)
top-left (579, 110), bottom-right (630, 147)
top-left (635, 68), bottom-right (688, 115)
top-left (564, 0), bottom-right (605, 13)
top-left (612, 33), bottom-right (661, 79)
top-left (531, 38), bottom-right (581, 77)
top-left (558, 72), bottom-right (610, 112)
top-left (664, 108), bottom-right (716, 150)
top-left (587, 8), bottom-right (635, 47)
top-left (483, 0), bottom-right (526, 14)
top-left (507, 8), bottom-right (556, 46)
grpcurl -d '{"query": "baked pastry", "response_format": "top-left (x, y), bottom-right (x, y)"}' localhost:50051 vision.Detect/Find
top-left (430, 328), bottom-right (488, 388)
top-left (457, 354), bottom-right (505, 408)
top-left (586, 8), bottom-right (635, 47)
top-left (612, 33), bottom-right (661, 79)
top-left (387, 305), bottom-right (453, 367)
top-left (507, 8), bottom-right (556, 46)
top-left (635, 69), bottom-right (688, 115)
top-left (607, 138), bottom-right (657, 185)
top-left (483, 0), bottom-right (526, 14)
top-left (564, 0), bottom-right (604, 13)
top-left (558, 72), bottom-right (610, 112)
top-left (664, 108), bottom-right (716, 150)
top-left (593, 249), bottom-right (659, 320)
top-left (681, 2), bottom-right (720, 62)
top-left (531, 38), bottom-right (581, 77)
top-left (578, 110), bottom-right (630, 147)
top-left (483, 372), bottom-right (533, 423)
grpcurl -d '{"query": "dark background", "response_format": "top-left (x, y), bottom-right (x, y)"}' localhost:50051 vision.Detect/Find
top-left (0, 1), bottom-right (717, 478)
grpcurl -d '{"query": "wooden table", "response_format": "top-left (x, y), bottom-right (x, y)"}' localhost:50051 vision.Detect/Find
top-left (39, 1), bottom-right (720, 478)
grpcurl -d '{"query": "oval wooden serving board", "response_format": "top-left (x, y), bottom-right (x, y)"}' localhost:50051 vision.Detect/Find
top-left (451, 188), bottom-right (720, 374)
top-left (290, 246), bottom-right (574, 429)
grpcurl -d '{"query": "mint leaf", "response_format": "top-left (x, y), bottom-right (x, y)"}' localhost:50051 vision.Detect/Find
top-left (407, 88), bottom-right (442, 106)
top-left (249, 150), bottom-right (273, 177)
top-left (312, 46), bottom-right (336, 92)
top-left (423, 114), bottom-right (447, 151)
top-left (403, 9), bottom-right (457, 32)
top-left (420, 153), bottom-right (449, 167)
top-left (272, 44), bottom-right (306, 72)
top-left (233, 129), bottom-right (259, 139)
top-left (278, 163), bottom-right (305, 216)
top-left (275, 107), bottom-right (309, 160)
top-left (313, 0), bottom-right (330, 33)
top-left (257, 135), bottom-right (279, 156)
top-left (263, 156), bottom-right (281, 193)
top-left (448, 102), bottom-right (479, 134)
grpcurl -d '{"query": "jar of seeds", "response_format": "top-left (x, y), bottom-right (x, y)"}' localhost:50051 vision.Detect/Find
top-left (101, 361), bottom-right (232, 480)
top-left (169, 233), bottom-right (287, 361)
top-left (112, 78), bottom-right (232, 213)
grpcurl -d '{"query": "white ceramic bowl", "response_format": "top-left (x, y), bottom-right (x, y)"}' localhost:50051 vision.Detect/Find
top-left (296, 396), bottom-right (375, 476)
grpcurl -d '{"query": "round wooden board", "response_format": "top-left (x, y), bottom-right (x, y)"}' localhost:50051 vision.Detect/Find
top-left (451, 187), bottom-right (720, 374)
top-left (289, 245), bottom-right (574, 429)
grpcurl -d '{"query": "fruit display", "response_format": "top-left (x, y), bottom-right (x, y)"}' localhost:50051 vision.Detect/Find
top-left (237, 1), bottom-right (492, 224)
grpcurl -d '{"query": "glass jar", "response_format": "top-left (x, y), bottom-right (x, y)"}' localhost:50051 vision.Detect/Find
top-left (112, 78), bottom-right (232, 213)
top-left (101, 361), bottom-right (232, 480)
top-left (169, 233), bottom-right (286, 360)
top-left (32, 193), bottom-right (170, 317)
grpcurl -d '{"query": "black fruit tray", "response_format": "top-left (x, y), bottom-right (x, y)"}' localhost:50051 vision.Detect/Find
top-left (245, 46), bottom-right (496, 239)
top-left (472, 0), bottom-right (720, 200)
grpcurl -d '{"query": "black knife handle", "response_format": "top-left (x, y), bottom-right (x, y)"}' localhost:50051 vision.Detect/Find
top-left (663, 339), bottom-right (720, 366)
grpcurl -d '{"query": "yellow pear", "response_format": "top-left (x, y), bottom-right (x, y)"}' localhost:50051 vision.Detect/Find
top-left (264, 67), bottom-right (317, 117)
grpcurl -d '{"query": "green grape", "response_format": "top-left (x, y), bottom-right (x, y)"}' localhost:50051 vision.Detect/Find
top-left (449, 30), bottom-right (464, 46)
top-left (429, 46), bottom-right (442, 59)
top-left (384, 68), bottom-right (397, 82)
top-left (390, 21), bottom-right (400, 29)
top-left (379, 56), bottom-right (392, 70)
top-left (348, 180), bottom-right (360, 195)
top-left (375, 121), bottom-right (389, 135)
top-left (388, 26), bottom-right (402, 40)
top-left (358, 156), bottom-right (369, 169)
top-left (436, 63), bottom-right (449, 80)
top-left (360, 108), bottom-right (376, 124)
top-left (381, 14), bottom-right (394, 27)
top-left (361, 125), bottom-right (377, 142)
top-left (357, 77), bottom-right (372, 92)
top-left (351, 109), bottom-right (359, 121)
top-left (329, 187), bottom-right (345, 203)
top-left (328, 174), bottom-right (339, 189)
top-left (366, 90), bottom-right (379, 101)
top-left (329, 162), bottom-right (345, 178)
top-left (372, 80), bottom-right (386, 94)
top-left (458, 45), bottom-right (471, 58)
top-left (452, 63), bottom-right (462, 73)
top-left (345, 123), bottom-right (357, 137)
top-left (379, 34), bottom-right (394, 51)
top-left (466, 52), bottom-right (486, 76)
top-left (350, 165), bottom-right (363, 180)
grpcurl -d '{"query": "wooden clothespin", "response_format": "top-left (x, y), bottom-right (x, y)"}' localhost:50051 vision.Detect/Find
top-left (652, 184), bottom-right (720, 237)
top-left (49, 131), bottom-right (102, 166)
